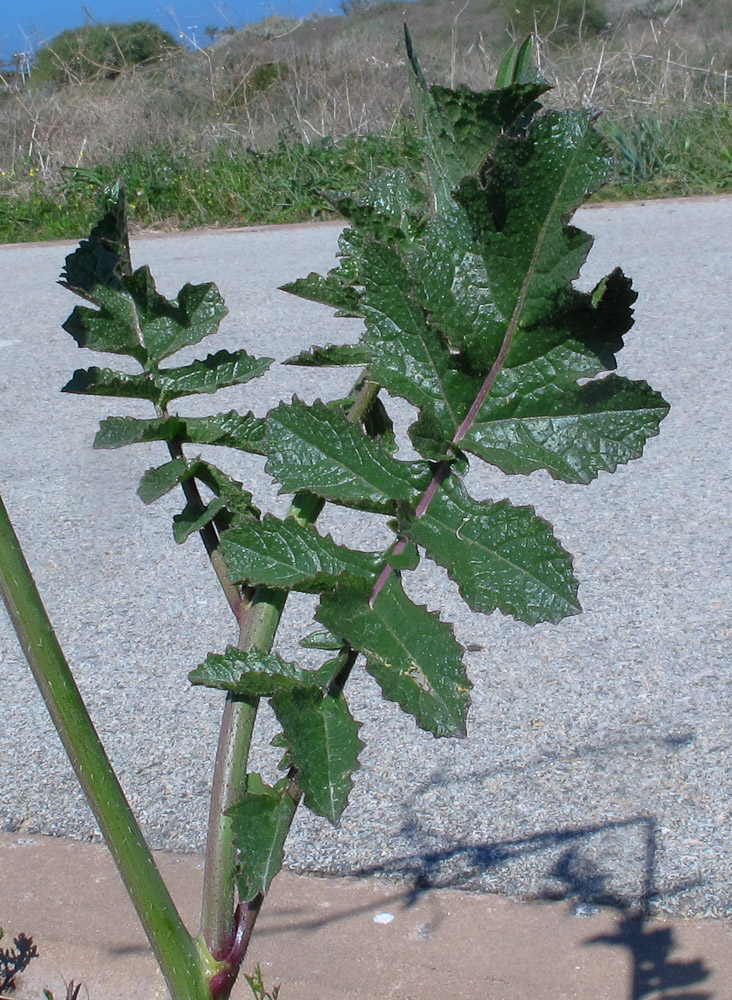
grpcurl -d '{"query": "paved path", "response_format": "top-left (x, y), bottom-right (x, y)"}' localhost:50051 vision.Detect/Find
top-left (1, 198), bottom-right (730, 917)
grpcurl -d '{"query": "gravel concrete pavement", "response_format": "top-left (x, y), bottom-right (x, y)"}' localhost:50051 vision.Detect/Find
top-left (1, 198), bottom-right (730, 918)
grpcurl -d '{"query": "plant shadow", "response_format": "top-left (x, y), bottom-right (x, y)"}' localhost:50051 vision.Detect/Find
top-left (352, 814), bottom-right (712, 1000)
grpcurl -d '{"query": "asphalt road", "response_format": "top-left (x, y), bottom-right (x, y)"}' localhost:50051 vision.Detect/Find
top-left (1, 198), bottom-right (730, 917)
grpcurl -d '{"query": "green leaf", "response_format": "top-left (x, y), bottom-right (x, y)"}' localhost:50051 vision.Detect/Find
top-left (189, 647), bottom-right (324, 696)
top-left (265, 398), bottom-right (430, 510)
top-left (280, 273), bottom-right (362, 317)
top-left (154, 349), bottom-right (273, 402)
top-left (409, 204), bottom-right (511, 372)
top-left (401, 475), bottom-right (580, 624)
top-left (191, 462), bottom-right (260, 520)
top-left (172, 496), bottom-right (228, 543)
top-left (272, 686), bottom-right (363, 823)
top-left (452, 112), bottom-right (612, 357)
top-left (463, 374), bottom-right (670, 483)
top-left (94, 411), bottom-right (267, 453)
top-left (62, 263), bottom-right (229, 366)
top-left (495, 36), bottom-right (535, 88)
top-left (317, 575), bottom-right (471, 738)
top-left (137, 457), bottom-right (189, 503)
top-left (62, 289), bottom-right (145, 359)
top-left (359, 169), bottom-right (427, 232)
top-left (300, 629), bottom-right (344, 651)
top-left (385, 540), bottom-right (420, 570)
top-left (283, 343), bottom-right (369, 367)
top-left (59, 181), bottom-right (131, 302)
top-left (405, 25), bottom-right (548, 212)
top-left (229, 774), bottom-right (297, 901)
top-left (62, 366), bottom-right (159, 400)
top-left (122, 268), bottom-right (228, 363)
top-left (137, 458), bottom-right (260, 543)
top-left (221, 514), bottom-right (382, 591)
top-left (362, 394), bottom-right (398, 454)
top-left (495, 268), bottom-right (636, 379)
top-left (360, 240), bottom-right (478, 459)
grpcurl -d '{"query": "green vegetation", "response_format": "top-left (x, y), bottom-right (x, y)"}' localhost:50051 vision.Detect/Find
top-left (497, 0), bottom-right (611, 43)
top-left (1, 35), bottom-right (669, 1000)
top-left (0, 130), bottom-right (423, 243)
top-left (0, 0), bottom-right (730, 242)
top-left (30, 21), bottom-right (180, 87)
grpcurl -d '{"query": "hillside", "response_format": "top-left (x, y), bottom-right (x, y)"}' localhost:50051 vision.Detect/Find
top-left (0, 0), bottom-right (729, 241)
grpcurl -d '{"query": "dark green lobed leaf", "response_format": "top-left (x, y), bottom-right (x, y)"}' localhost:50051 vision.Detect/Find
top-left (62, 366), bottom-right (158, 400)
top-left (283, 343), bottom-right (369, 367)
top-left (317, 574), bottom-right (471, 738)
top-left (189, 647), bottom-right (325, 696)
top-left (272, 686), bottom-right (364, 823)
top-left (172, 496), bottom-right (228, 543)
top-left (137, 457), bottom-right (189, 503)
top-left (452, 112), bottom-right (611, 340)
top-left (406, 26), bottom-right (548, 213)
top-left (154, 349), bottom-right (272, 402)
top-left (94, 410), bottom-right (267, 453)
top-left (123, 268), bottom-right (228, 363)
top-left (265, 398), bottom-right (431, 511)
top-left (63, 288), bottom-right (145, 360)
top-left (400, 475), bottom-right (580, 625)
top-left (463, 374), bottom-right (670, 483)
top-left (59, 181), bottom-right (131, 304)
top-left (229, 774), bottom-right (297, 901)
top-left (300, 629), bottom-right (344, 651)
top-left (280, 274), bottom-right (362, 317)
top-left (409, 204), bottom-right (510, 373)
top-left (221, 514), bottom-right (383, 591)
top-left (360, 239), bottom-right (478, 458)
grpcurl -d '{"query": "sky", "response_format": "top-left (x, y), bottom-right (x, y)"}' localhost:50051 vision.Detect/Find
top-left (0, 0), bottom-right (338, 64)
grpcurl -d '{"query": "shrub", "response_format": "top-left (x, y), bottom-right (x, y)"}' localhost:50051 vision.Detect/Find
top-left (31, 21), bottom-right (180, 87)
top-left (499, 0), bottom-right (610, 43)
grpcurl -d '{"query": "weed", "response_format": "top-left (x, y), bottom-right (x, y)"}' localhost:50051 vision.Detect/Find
top-left (1, 31), bottom-right (669, 1000)
top-left (244, 966), bottom-right (280, 1000)
top-left (0, 928), bottom-right (39, 992)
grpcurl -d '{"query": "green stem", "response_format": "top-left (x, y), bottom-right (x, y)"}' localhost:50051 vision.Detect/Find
top-left (199, 588), bottom-right (285, 959)
top-left (200, 694), bottom-right (257, 958)
top-left (0, 492), bottom-right (209, 1000)
top-left (198, 373), bottom-right (382, 967)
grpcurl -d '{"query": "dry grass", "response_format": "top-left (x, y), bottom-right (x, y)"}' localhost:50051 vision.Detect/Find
top-left (0, 0), bottom-right (728, 212)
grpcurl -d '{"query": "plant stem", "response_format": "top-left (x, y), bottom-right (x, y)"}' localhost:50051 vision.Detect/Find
top-left (0, 492), bottom-right (209, 1000)
top-left (199, 587), bottom-right (286, 959)
top-left (197, 372), bottom-right (381, 965)
top-left (200, 694), bottom-right (257, 958)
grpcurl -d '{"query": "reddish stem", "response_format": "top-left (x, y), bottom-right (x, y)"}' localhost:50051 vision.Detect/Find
top-left (209, 897), bottom-right (263, 999)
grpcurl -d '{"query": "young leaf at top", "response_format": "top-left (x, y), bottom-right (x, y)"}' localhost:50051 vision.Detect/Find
top-left (405, 24), bottom-right (549, 212)
top-left (495, 35), bottom-right (536, 88)
top-left (59, 180), bottom-right (131, 302)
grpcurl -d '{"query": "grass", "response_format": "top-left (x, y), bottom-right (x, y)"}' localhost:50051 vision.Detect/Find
top-left (0, 129), bottom-right (423, 243)
top-left (0, 0), bottom-right (730, 243)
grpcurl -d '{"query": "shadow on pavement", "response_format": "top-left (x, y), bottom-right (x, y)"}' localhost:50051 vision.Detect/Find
top-left (353, 813), bottom-right (712, 1000)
